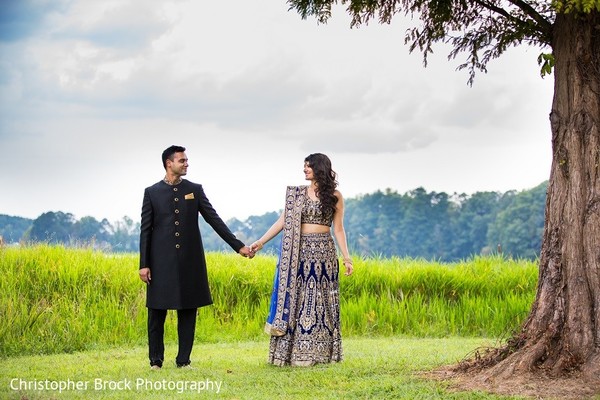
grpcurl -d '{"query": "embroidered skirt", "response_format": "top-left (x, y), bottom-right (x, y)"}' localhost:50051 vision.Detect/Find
top-left (268, 232), bottom-right (343, 366)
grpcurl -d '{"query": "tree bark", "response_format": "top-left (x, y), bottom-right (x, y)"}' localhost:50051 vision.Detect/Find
top-left (473, 10), bottom-right (600, 382)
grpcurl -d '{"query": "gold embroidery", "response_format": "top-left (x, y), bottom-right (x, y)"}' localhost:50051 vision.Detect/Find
top-left (267, 186), bottom-right (305, 336)
top-left (268, 232), bottom-right (342, 366)
top-left (301, 197), bottom-right (333, 226)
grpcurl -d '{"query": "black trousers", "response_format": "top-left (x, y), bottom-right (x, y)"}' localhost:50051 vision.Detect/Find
top-left (148, 308), bottom-right (197, 367)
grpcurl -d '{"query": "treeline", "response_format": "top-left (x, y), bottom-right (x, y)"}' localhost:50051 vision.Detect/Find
top-left (201, 181), bottom-right (547, 261)
top-left (0, 182), bottom-right (547, 260)
top-left (0, 213), bottom-right (139, 252)
top-left (346, 182), bottom-right (546, 260)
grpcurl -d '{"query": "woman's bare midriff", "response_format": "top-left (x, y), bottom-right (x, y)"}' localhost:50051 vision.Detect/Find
top-left (301, 223), bottom-right (330, 234)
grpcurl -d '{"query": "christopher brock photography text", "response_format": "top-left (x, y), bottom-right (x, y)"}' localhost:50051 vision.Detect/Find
top-left (9, 377), bottom-right (223, 395)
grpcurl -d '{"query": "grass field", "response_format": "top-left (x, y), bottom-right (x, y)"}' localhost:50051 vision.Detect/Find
top-left (0, 245), bottom-right (538, 357)
top-left (0, 245), bottom-right (539, 398)
top-left (1, 337), bottom-right (527, 399)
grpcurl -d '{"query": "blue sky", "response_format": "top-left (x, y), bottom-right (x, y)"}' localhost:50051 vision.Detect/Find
top-left (0, 0), bottom-right (553, 223)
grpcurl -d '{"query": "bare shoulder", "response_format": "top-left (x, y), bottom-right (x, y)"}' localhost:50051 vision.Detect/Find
top-left (334, 190), bottom-right (344, 201)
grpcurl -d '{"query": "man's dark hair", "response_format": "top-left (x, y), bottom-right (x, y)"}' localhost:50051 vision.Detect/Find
top-left (162, 145), bottom-right (186, 170)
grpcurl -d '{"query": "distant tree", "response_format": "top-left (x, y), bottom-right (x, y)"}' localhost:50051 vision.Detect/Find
top-left (345, 189), bottom-right (406, 256)
top-left (28, 211), bottom-right (75, 244)
top-left (199, 217), bottom-right (245, 253)
top-left (72, 216), bottom-right (111, 246)
top-left (224, 217), bottom-right (253, 247)
top-left (427, 191), bottom-right (455, 259)
top-left (244, 212), bottom-right (282, 254)
top-left (199, 212), bottom-right (281, 254)
top-left (288, 0), bottom-right (600, 388)
top-left (399, 188), bottom-right (432, 257)
top-left (108, 216), bottom-right (140, 252)
top-left (0, 214), bottom-right (32, 243)
top-left (346, 188), bottom-right (461, 260)
top-left (1, 180), bottom-right (548, 263)
top-left (451, 192), bottom-right (503, 258)
top-left (400, 188), bottom-right (454, 258)
top-left (488, 182), bottom-right (547, 258)
top-left (197, 218), bottom-right (220, 252)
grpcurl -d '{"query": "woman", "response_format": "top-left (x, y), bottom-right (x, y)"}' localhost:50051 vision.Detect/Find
top-left (251, 153), bottom-right (353, 366)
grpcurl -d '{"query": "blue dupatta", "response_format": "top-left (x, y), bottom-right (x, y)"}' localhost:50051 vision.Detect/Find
top-left (264, 185), bottom-right (307, 336)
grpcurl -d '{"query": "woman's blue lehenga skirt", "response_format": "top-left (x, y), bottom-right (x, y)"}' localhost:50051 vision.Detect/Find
top-left (268, 232), bottom-right (342, 366)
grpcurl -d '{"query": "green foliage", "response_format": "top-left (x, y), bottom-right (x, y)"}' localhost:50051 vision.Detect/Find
top-left (487, 182), bottom-right (547, 258)
top-left (288, 0), bottom-right (555, 84)
top-left (108, 216), bottom-right (140, 252)
top-left (553, 0), bottom-right (600, 13)
top-left (537, 52), bottom-right (556, 77)
top-left (0, 246), bottom-right (145, 356)
top-left (0, 214), bottom-right (30, 243)
top-left (344, 256), bottom-right (537, 337)
top-left (0, 245), bottom-right (537, 358)
top-left (342, 182), bottom-right (547, 260)
top-left (0, 213), bottom-right (140, 252)
top-left (28, 211), bottom-right (76, 244)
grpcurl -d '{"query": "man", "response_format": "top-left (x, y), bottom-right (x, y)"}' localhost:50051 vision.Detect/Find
top-left (139, 145), bottom-right (253, 369)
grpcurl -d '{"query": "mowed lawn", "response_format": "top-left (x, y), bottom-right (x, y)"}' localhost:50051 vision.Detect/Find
top-left (1, 336), bottom-right (526, 400)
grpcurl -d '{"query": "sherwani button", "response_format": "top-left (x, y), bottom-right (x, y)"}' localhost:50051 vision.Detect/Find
top-left (174, 198), bottom-right (179, 202)
top-left (175, 221), bottom-right (180, 225)
top-left (175, 244), bottom-right (180, 249)
top-left (175, 209), bottom-right (180, 214)
top-left (175, 232), bottom-right (180, 237)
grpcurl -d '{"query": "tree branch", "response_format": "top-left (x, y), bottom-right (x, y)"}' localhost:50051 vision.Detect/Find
top-left (472, 0), bottom-right (532, 30)
top-left (507, 0), bottom-right (553, 41)
top-left (472, 0), bottom-right (514, 20)
top-left (472, 0), bottom-right (552, 44)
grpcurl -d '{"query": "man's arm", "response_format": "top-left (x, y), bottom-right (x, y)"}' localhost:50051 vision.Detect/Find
top-left (196, 185), bottom-right (245, 252)
top-left (139, 188), bottom-right (153, 282)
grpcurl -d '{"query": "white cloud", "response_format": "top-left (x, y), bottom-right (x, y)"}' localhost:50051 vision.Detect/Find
top-left (0, 0), bottom-right (553, 223)
top-left (47, 0), bottom-right (174, 50)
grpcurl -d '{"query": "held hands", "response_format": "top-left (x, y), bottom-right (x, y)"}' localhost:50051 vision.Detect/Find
top-left (240, 240), bottom-right (264, 259)
top-left (250, 240), bottom-right (264, 254)
top-left (237, 241), bottom-right (263, 261)
top-left (239, 245), bottom-right (256, 259)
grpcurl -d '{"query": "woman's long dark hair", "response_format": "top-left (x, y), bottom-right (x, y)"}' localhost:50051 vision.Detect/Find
top-left (305, 153), bottom-right (338, 217)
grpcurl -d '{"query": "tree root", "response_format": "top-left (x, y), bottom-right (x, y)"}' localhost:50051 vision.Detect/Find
top-left (453, 332), bottom-right (527, 373)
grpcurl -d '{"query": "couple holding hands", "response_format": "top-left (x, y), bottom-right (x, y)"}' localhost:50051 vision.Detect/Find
top-left (139, 145), bottom-right (353, 369)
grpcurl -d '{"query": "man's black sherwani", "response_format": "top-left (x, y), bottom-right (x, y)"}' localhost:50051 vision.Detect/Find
top-left (139, 179), bottom-right (244, 309)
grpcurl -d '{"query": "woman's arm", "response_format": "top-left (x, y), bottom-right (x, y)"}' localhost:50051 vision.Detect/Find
top-left (251, 212), bottom-right (285, 251)
top-left (332, 190), bottom-right (353, 276)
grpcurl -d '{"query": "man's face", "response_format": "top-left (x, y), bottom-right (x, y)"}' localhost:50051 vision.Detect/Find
top-left (168, 152), bottom-right (188, 176)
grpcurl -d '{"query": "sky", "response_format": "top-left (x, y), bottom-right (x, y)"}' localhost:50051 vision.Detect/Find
top-left (0, 0), bottom-right (554, 223)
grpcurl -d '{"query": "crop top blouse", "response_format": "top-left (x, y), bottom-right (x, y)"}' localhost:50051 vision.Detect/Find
top-left (301, 197), bottom-right (333, 227)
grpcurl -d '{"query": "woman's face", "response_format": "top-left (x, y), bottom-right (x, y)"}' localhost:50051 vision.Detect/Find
top-left (303, 161), bottom-right (314, 181)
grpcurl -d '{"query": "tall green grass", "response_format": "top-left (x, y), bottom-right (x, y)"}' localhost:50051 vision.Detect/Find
top-left (0, 245), bottom-right (537, 357)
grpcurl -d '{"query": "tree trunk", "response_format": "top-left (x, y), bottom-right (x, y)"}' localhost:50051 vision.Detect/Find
top-left (472, 10), bottom-right (600, 382)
